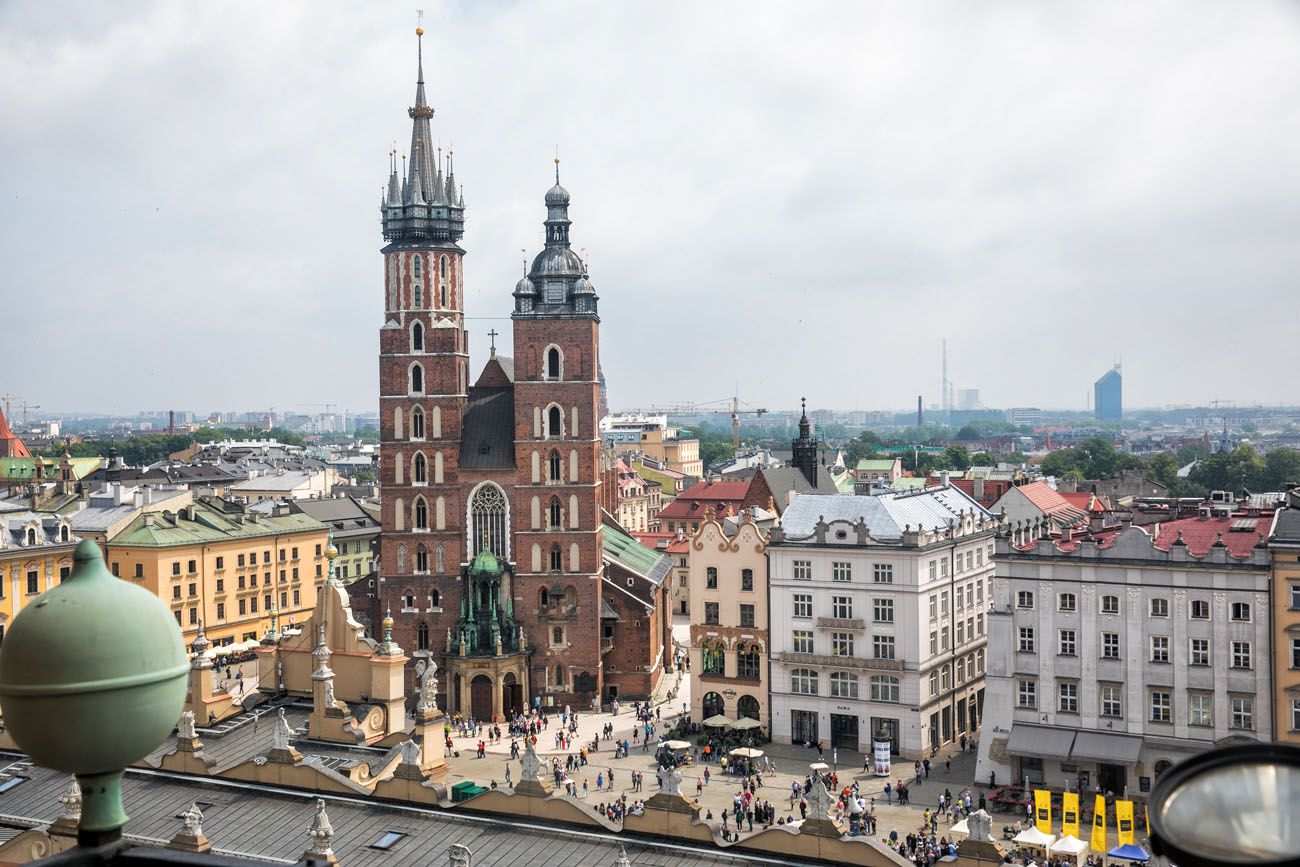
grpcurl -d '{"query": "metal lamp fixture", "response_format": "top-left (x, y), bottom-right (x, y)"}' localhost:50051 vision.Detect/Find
top-left (0, 540), bottom-right (188, 848)
top-left (1149, 743), bottom-right (1300, 867)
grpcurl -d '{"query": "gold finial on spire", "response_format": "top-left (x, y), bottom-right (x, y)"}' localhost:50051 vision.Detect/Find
top-left (554, 145), bottom-right (561, 183)
top-left (521, 248), bottom-right (527, 272)
top-left (415, 8), bottom-right (424, 36)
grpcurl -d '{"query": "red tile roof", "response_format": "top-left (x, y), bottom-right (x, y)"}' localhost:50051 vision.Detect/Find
top-left (1060, 492), bottom-right (1111, 513)
top-left (0, 407), bottom-right (30, 458)
top-left (1017, 481), bottom-right (1087, 522)
top-left (1154, 515), bottom-right (1269, 558)
top-left (655, 480), bottom-right (750, 520)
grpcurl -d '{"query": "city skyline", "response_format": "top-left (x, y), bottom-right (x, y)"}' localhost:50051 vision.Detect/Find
top-left (4, 2), bottom-right (1300, 413)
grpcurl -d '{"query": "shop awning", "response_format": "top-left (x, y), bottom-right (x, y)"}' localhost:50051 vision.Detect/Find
top-left (1006, 723), bottom-right (1076, 759)
top-left (1070, 730), bottom-right (1143, 764)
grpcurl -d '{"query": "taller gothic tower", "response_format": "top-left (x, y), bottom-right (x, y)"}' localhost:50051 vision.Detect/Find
top-left (378, 29), bottom-right (469, 631)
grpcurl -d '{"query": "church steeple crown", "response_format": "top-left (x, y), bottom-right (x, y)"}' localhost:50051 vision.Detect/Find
top-left (381, 28), bottom-right (465, 243)
top-left (515, 159), bottom-right (597, 319)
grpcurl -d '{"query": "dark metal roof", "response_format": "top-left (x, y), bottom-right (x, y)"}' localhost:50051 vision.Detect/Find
top-left (458, 387), bottom-right (515, 470)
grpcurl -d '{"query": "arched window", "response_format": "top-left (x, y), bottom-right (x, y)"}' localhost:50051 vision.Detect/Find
top-left (440, 282), bottom-right (448, 309)
top-left (410, 363), bottom-right (424, 394)
top-left (737, 695), bottom-right (761, 721)
top-left (430, 588), bottom-right (440, 607)
top-left (702, 691), bottom-right (725, 719)
top-left (59, 525), bottom-right (70, 542)
top-left (440, 255), bottom-right (449, 279)
top-left (548, 450), bottom-right (562, 482)
top-left (411, 321), bottom-right (424, 351)
top-left (549, 497), bottom-right (562, 529)
top-left (554, 664), bottom-right (565, 686)
top-left (413, 255), bottom-right (423, 279)
top-left (546, 346), bottom-right (562, 380)
top-left (413, 497), bottom-right (428, 530)
top-left (549, 544), bottom-right (562, 572)
top-left (702, 642), bottom-right (725, 675)
top-left (415, 545), bottom-right (428, 573)
top-left (413, 282), bottom-right (423, 308)
top-left (469, 483), bottom-right (508, 558)
top-left (830, 671), bottom-right (859, 699)
top-left (540, 587), bottom-right (550, 607)
top-left (413, 453), bottom-right (427, 484)
top-left (26, 528), bottom-right (36, 545)
top-left (870, 675), bottom-right (900, 703)
top-left (417, 621), bottom-right (429, 650)
top-left (737, 643), bottom-right (760, 679)
top-left (547, 405), bottom-right (562, 438)
top-left (790, 669), bottom-right (818, 695)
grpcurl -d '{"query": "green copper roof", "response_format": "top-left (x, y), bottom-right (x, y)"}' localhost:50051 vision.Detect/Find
top-left (110, 499), bottom-right (325, 547)
top-left (601, 524), bottom-right (672, 585)
top-left (469, 548), bottom-right (501, 575)
top-left (854, 459), bottom-right (898, 471)
top-left (0, 457), bottom-right (100, 480)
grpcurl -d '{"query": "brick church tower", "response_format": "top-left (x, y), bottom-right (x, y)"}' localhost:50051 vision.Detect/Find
top-left (375, 31), bottom-right (607, 716)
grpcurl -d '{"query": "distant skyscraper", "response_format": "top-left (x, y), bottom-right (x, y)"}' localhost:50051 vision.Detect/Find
top-left (1094, 364), bottom-right (1122, 421)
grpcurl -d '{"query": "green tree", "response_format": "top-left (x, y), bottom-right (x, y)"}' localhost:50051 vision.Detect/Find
top-left (1145, 452), bottom-right (1182, 488)
top-left (940, 445), bottom-right (971, 471)
top-left (1264, 447), bottom-right (1300, 490)
top-left (843, 430), bottom-right (883, 467)
top-left (970, 451), bottom-right (996, 467)
top-left (1176, 443), bottom-right (1210, 465)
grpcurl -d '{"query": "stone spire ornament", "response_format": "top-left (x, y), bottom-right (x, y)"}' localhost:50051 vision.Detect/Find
top-left (448, 843), bottom-right (472, 867)
top-left (614, 845), bottom-right (632, 867)
top-left (304, 799), bottom-right (337, 863)
top-left (168, 801), bottom-right (212, 854)
top-left (272, 708), bottom-right (293, 751)
top-left (177, 710), bottom-right (196, 740)
top-left (311, 625), bottom-right (333, 678)
top-left (375, 607), bottom-right (402, 657)
top-left (190, 622), bottom-right (212, 670)
top-left (59, 777), bottom-right (82, 822)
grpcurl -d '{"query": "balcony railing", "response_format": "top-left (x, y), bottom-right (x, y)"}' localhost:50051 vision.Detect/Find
top-left (815, 616), bottom-right (865, 630)
top-left (776, 651), bottom-right (904, 672)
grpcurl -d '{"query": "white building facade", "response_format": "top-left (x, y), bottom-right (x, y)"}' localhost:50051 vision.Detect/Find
top-left (768, 487), bottom-right (998, 757)
top-left (975, 520), bottom-right (1272, 798)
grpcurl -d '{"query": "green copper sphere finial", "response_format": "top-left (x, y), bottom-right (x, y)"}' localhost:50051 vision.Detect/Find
top-left (0, 539), bottom-right (188, 848)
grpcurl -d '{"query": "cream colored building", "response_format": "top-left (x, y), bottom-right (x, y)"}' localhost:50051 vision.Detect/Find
top-left (228, 467), bottom-right (338, 502)
top-left (639, 428), bottom-right (703, 479)
top-left (0, 511), bottom-right (78, 642)
top-left (107, 497), bottom-right (331, 648)
top-left (687, 509), bottom-right (770, 728)
top-left (1270, 488), bottom-right (1300, 743)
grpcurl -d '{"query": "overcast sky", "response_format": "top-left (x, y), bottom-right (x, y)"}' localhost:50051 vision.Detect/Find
top-left (4, 1), bottom-right (1299, 417)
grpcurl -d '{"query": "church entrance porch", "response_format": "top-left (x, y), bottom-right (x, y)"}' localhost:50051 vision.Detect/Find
top-left (471, 675), bottom-right (493, 721)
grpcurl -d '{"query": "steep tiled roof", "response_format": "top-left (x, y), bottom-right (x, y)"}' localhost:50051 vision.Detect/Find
top-left (1154, 514), bottom-right (1269, 558)
top-left (1017, 480), bottom-right (1087, 522)
top-left (458, 386), bottom-right (515, 470)
top-left (0, 408), bottom-right (30, 458)
top-left (656, 480), bottom-right (750, 520)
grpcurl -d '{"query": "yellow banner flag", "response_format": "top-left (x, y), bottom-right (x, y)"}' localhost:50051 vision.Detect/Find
top-left (1091, 795), bottom-right (1107, 852)
top-left (1116, 799), bottom-right (1135, 846)
top-left (1034, 789), bottom-right (1052, 835)
top-left (1062, 791), bottom-right (1080, 839)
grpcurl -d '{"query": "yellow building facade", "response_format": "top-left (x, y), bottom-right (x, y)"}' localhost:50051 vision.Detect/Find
top-left (0, 512), bottom-right (78, 641)
top-left (1270, 489), bottom-right (1300, 743)
top-left (639, 428), bottom-right (703, 479)
top-left (107, 498), bottom-right (331, 648)
top-left (687, 510), bottom-right (770, 728)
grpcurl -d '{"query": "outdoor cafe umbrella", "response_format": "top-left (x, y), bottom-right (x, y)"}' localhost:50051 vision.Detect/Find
top-left (731, 717), bottom-right (762, 731)
top-left (809, 761), bottom-right (830, 772)
top-left (702, 714), bottom-right (734, 728)
top-left (949, 818), bottom-right (970, 836)
top-left (1106, 843), bottom-right (1151, 863)
top-left (729, 747), bottom-right (764, 759)
top-left (663, 740), bottom-right (691, 751)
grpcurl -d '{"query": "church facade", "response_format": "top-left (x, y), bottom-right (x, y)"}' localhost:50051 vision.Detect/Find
top-left (371, 32), bottom-right (665, 719)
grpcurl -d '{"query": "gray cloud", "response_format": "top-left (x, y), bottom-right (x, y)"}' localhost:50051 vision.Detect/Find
top-left (3, 0), bottom-right (1298, 415)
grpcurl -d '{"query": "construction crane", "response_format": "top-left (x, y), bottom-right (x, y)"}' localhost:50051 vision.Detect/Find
top-left (1, 394), bottom-right (19, 420)
top-left (18, 401), bottom-right (40, 425)
top-left (297, 403), bottom-right (338, 414)
top-left (620, 391), bottom-right (768, 451)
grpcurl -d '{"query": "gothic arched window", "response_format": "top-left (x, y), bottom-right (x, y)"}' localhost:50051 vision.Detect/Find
top-left (549, 544), bottom-right (562, 572)
top-left (412, 321), bottom-right (424, 351)
top-left (410, 406), bottom-right (425, 439)
top-left (547, 405), bottom-right (562, 438)
top-left (440, 255), bottom-right (448, 279)
top-left (430, 588), bottom-right (440, 607)
top-left (554, 664), bottom-right (565, 686)
top-left (469, 483), bottom-right (508, 559)
top-left (546, 346), bottom-right (562, 380)
top-left (410, 363), bottom-right (424, 394)
top-left (413, 497), bottom-right (428, 530)
top-left (413, 255), bottom-right (423, 279)
top-left (413, 453), bottom-right (427, 484)
top-left (413, 282), bottom-right (423, 308)
top-left (415, 544), bottom-right (429, 573)
top-left (417, 621), bottom-right (429, 651)
top-left (549, 497), bottom-right (562, 529)
top-left (548, 450), bottom-right (562, 482)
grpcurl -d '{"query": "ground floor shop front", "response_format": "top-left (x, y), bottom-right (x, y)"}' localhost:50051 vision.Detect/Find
top-left (771, 683), bottom-right (984, 759)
